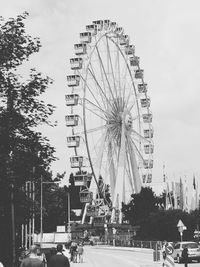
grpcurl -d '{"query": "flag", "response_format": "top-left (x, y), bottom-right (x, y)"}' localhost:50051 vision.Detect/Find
top-left (190, 175), bottom-right (198, 211)
top-left (193, 176), bottom-right (196, 190)
top-left (179, 178), bottom-right (184, 210)
top-left (183, 177), bottom-right (188, 212)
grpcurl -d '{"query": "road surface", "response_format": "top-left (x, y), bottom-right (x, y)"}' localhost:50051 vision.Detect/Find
top-left (70, 246), bottom-right (200, 267)
top-left (71, 246), bottom-right (159, 267)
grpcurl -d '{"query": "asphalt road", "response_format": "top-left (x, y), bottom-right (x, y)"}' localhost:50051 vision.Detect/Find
top-left (71, 246), bottom-right (159, 267)
top-left (70, 246), bottom-right (200, 267)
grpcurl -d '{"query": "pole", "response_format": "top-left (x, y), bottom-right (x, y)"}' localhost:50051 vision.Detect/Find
top-left (40, 176), bottom-right (43, 246)
top-left (11, 182), bottom-right (16, 266)
top-left (68, 191), bottom-right (70, 232)
top-left (32, 182), bottom-right (35, 245)
top-left (180, 232), bottom-right (183, 242)
top-left (22, 224), bottom-right (24, 248)
top-left (29, 182), bottom-right (32, 248)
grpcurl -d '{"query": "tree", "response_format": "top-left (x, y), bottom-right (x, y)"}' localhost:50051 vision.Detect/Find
top-left (122, 187), bottom-right (159, 225)
top-left (0, 13), bottom-right (56, 266)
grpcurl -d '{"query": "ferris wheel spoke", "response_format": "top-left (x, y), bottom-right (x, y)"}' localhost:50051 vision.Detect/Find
top-left (75, 125), bottom-right (107, 135)
top-left (95, 45), bottom-right (116, 102)
top-left (88, 66), bottom-right (113, 110)
top-left (127, 138), bottom-right (142, 193)
top-left (106, 36), bottom-right (118, 99)
top-left (130, 128), bottom-right (151, 144)
top-left (128, 136), bottom-right (145, 162)
top-left (84, 105), bottom-right (107, 121)
top-left (122, 61), bottom-right (129, 104)
top-left (115, 40), bottom-right (121, 98)
top-left (84, 97), bottom-right (111, 118)
top-left (125, 148), bottom-right (135, 192)
top-left (77, 70), bottom-right (105, 111)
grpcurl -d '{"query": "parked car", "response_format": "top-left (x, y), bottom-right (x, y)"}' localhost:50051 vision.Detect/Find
top-left (172, 241), bottom-right (200, 263)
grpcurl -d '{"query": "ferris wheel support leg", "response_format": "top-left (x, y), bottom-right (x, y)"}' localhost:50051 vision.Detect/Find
top-left (81, 203), bottom-right (89, 224)
top-left (108, 142), bottom-right (116, 202)
top-left (111, 121), bottom-right (126, 223)
top-left (127, 141), bottom-right (142, 194)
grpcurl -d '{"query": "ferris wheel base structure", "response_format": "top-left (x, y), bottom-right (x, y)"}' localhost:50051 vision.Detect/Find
top-left (65, 19), bottom-right (154, 225)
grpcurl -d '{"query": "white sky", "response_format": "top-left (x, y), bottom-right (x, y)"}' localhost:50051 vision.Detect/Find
top-left (1, 0), bottom-right (200, 194)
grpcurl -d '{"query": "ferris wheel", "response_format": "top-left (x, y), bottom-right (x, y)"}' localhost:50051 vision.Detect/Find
top-left (65, 20), bottom-right (153, 224)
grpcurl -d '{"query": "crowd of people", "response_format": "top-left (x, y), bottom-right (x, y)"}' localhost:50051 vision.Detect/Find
top-left (17, 241), bottom-right (84, 267)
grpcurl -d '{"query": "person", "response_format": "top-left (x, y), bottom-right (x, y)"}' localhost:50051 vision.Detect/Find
top-left (20, 245), bottom-right (44, 267)
top-left (35, 245), bottom-right (47, 266)
top-left (0, 262), bottom-right (4, 267)
top-left (69, 242), bottom-right (77, 263)
top-left (182, 247), bottom-right (189, 267)
top-left (161, 240), bottom-right (168, 267)
top-left (48, 244), bottom-right (70, 267)
top-left (77, 244), bottom-right (84, 263)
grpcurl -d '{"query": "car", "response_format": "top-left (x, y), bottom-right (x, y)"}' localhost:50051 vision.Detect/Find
top-left (172, 241), bottom-right (200, 263)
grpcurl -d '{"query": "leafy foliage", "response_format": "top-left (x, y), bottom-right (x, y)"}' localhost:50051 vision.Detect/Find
top-left (0, 12), bottom-right (56, 265)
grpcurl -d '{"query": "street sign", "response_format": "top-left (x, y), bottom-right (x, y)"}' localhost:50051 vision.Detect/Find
top-left (165, 244), bottom-right (174, 255)
top-left (177, 220), bottom-right (184, 227)
top-left (165, 255), bottom-right (175, 267)
top-left (177, 220), bottom-right (186, 241)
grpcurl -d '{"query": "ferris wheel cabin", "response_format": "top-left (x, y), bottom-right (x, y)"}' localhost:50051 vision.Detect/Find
top-left (119, 35), bottom-right (129, 46)
top-left (142, 113), bottom-right (152, 123)
top-left (135, 69), bottom-right (144, 79)
top-left (130, 56), bottom-right (140, 66)
top-left (93, 20), bottom-right (103, 31)
top-left (142, 174), bottom-right (152, 183)
top-left (144, 128), bottom-right (154, 138)
top-left (74, 43), bottom-right (87, 55)
top-left (144, 144), bottom-right (154, 154)
top-left (138, 83), bottom-right (147, 93)
top-left (140, 97), bottom-right (150, 108)
top-left (86, 205), bottom-right (99, 217)
top-left (73, 174), bottom-right (88, 186)
top-left (70, 58), bottom-right (83, 70)
top-left (144, 159), bottom-right (153, 169)
top-left (110, 21), bottom-right (117, 31)
top-left (103, 19), bottom-right (110, 30)
top-left (67, 75), bottom-right (80, 87)
top-left (80, 32), bottom-right (92, 43)
top-left (125, 45), bottom-right (135, 55)
top-left (65, 115), bottom-right (79, 127)
top-left (86, 24), bottom-right (97, 35)
top-left (65, 94), bottom-right (79, 106)
top-left (115, 27), bottom-right (124, 35)
top-left (79, 189), bottom-right (93, 203)
top-left (66, 136), bottom-right (80, 148)
top-left (70, 156), bottom-right (84, 168)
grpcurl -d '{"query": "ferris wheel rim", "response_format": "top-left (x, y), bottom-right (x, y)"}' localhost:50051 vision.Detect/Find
top-left (81, 33), bottom-right (144, 186)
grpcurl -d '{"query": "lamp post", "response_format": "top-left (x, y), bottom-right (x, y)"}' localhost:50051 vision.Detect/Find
top-left (64, 186), bottom-right (71, 233)
top-left (40, 178), bottom-right (60, 246)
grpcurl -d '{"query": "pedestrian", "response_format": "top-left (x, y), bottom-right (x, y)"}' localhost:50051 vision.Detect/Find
top-left (182, 247), bottom-right (189, 267)
top-left (20, 245), bottom-right (44, 267)
top-left (35, 245), bottom-right (47, 267)
top-left (77, 244), bottom-right (84, 263)
top-left (48, 244), bottom-right (70, 267)
top-left (161, 240), bottom-right (168, 267)
top-left (70, 242), bottom-right (77, 263)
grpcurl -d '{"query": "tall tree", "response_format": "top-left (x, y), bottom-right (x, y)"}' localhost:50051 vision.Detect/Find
top-left (122, 187), bottom-right (159, 225)
top-left (0, 12), bottom-right (56, 266)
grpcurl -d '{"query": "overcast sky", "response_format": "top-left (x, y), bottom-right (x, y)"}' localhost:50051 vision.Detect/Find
top-left (1, 0), bottom-right (200, 193)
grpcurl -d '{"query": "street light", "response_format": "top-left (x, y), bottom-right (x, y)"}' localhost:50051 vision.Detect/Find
top-left (40, 177), bottom-right (60, 246)
top-left (64, 186), bottom-right (71, 234)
